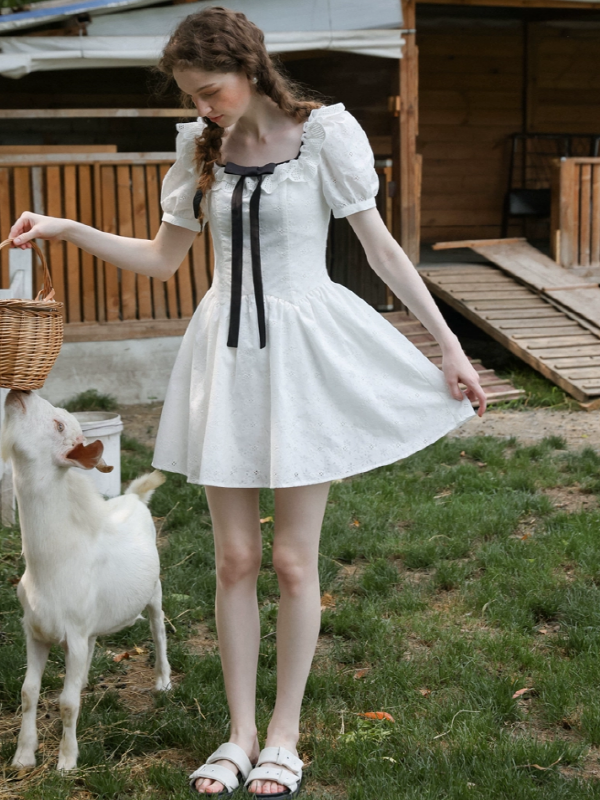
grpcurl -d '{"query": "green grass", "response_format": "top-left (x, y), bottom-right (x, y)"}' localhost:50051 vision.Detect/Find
top-left (2, 433), bottom-right (600, 798)
top-left (60, 388), bottom-right (118, 413)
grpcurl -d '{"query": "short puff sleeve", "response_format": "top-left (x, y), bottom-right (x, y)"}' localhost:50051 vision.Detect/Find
top-left (319, 109), bottom-right (379, 218)
top-left (161, 120), bottom-right (206, 233)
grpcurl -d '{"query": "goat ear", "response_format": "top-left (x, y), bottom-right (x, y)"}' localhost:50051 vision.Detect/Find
top-left (64, 440), bottom-right (113, 472)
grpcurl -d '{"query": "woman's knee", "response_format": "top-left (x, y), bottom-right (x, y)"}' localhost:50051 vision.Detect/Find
top-left (272, 545), bottom-right (317, 595)
top-left (215, 543), bottom-right (261, 589)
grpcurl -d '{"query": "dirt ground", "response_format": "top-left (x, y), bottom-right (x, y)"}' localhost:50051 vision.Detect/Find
top-left (118, 403), bottom-right (600, 453)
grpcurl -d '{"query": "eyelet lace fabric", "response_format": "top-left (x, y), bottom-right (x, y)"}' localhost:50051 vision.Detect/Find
top-left (154, 104), bottom-right (475, 488)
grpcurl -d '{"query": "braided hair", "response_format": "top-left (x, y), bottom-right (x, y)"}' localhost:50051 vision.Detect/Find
top-left (158, 7), bottom-right (323, 225)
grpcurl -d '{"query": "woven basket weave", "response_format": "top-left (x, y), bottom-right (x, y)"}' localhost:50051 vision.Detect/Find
top-left (0, 238), bottom-right (64, 390)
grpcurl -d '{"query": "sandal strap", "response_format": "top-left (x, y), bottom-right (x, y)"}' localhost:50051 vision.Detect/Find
top-left (206, 742), bottom-right (253, 779)
top-left (244, 765), bottom-right (300, 792)
top-left (256, 746), bottom-right (303, 777)
top-left (189, 763), bottom-right (240, 792)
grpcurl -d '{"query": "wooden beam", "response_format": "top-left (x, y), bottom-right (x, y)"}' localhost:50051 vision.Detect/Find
top-left (0, 109), bottom-right (198, 119)
top-left (417, 0), bottom-right (600, 8)
top-left (433, 237), bottom-right (526, 250)
top-left (0, 153), bottom-right (176, 166)
top-left (63, 318), bottom-right (191, 342)
top-left (399, 0), bottom-right (420, 266)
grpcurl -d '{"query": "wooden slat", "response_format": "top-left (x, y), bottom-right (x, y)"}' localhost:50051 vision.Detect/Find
top-left (116, 165), bottom-right (136, 320)
top-left (482, 308), bottom-right (562, 320)
top-left (592, 164), bottom-right (600, 267)
top-left (456, 240), bottom-right (600, 329)
top-left (508, 326), bottom-right (584, 337)
top-left (45, 166), bottom-right (65, 309)
top-left (579, 164), bottom-right (592, 267)
top-left (192, 233), bottom-right (211, 302)
top-left (418, 262), bottom-right (600, 403)
top-left (131, 165), bottom-right (152, 320)
top-left (522, 335), bottom-right (600, 349)
top-left (382, 308), bottom-right (524, 406)
top-left (559, 158), bottom-right (579, 269)
top-left (79, 166), bottom-right (96, 322)
top-left (100, 166), bottom-right (120, 322)
top-left (64, 165), bottom-right (81, 323)
top-left (145, 164), bottom-right (167, 320)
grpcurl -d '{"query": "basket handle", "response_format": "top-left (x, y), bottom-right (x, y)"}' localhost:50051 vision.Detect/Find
top-left (0, 238), bottom-right (55, 302)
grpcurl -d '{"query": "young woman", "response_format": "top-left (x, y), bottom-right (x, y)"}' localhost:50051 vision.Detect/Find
top-left (10, 7), bottom-right (486, 797)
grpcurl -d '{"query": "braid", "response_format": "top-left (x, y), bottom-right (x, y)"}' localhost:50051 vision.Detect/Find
top-left (193, 120), bottom-right (224, 214)
top-left (158, 6), bottom-right (324, 226)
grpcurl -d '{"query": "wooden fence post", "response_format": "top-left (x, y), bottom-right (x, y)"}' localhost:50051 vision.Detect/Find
top-left (399, 0), bottom-right (420, 266)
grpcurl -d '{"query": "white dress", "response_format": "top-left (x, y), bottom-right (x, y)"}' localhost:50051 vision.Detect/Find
top-left (152, 103), bottom-right (475, 488)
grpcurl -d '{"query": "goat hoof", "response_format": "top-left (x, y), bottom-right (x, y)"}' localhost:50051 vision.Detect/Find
top-left (12, 752), bottom-right (36, 768)
top-left (57, 755), bottom-right (77, 771)
top-left (154, 676), bottom-right (172, 691)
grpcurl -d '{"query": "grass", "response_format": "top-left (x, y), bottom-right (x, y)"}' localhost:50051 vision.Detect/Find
top-left (60, 389), bottom-right (118, 413)
top-left (2, 433), bottom-right (600, 797)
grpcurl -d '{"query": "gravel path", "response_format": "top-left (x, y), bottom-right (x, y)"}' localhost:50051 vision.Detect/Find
top-left (449, 408), bottom-right (600, 451)
top-left (117, 403), bottom-right (600, 454)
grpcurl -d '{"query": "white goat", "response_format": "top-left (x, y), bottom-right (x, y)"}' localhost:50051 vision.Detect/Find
top-left (1, 389), bottom-right (171, 771)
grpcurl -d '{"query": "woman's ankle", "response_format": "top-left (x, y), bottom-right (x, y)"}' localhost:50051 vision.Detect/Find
top-left (264, 727), bottom-right (299, 750)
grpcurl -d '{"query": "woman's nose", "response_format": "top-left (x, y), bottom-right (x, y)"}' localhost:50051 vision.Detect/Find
top-left (194, 99), bottom-right (212, 117)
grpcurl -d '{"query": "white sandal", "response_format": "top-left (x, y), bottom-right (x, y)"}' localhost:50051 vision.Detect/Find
top-left (244, 746), bottom-right (303, 799)
top-left (189, 742), bottom-right (254, 796)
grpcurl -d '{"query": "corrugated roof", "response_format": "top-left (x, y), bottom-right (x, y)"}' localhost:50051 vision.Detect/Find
top-left (0, 0), bottom-right (166, 34)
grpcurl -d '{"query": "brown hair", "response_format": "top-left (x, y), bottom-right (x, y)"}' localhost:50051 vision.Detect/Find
top-left (158, 6), bottom-right (323, 224)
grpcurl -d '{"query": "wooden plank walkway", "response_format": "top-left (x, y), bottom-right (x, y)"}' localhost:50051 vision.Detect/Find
top-left (382, 309), bottom-right (525, 407)
top-left (416, 263), bottom-right (600, 409)
top-left (433, 238), bottom-right (600, 329)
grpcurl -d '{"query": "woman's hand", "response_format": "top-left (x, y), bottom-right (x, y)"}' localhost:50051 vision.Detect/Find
top-left (9, 212), bottom-right (68, 248)
top-left (442, 344), bottom-right (487, 416)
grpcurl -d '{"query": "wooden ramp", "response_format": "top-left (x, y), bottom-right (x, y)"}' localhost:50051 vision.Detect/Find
top-left (417, 261), bottom-right (600, 409)
top-left (382, 310), bottom-right (525, 406)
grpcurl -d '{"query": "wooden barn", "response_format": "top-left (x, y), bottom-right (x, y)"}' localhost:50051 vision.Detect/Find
top-left (0, 0), bottom-right (598, 409)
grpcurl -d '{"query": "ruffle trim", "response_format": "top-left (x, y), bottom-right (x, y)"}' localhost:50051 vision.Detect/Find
top-left (174, 104), bottom-right (347, 196)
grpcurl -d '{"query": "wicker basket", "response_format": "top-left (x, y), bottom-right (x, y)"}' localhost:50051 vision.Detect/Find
top-left (0, 238), bottom-right (64, 390)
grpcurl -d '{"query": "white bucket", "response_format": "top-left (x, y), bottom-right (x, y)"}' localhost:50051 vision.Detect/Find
top-left (72, 411), bottom-right (123, 498)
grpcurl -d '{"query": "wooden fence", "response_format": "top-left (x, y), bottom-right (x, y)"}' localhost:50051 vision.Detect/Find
top-left (0, 153), bottom-right (213, 341)
top-left (551, 157), bottom-right (600, 269)
top-left (0, 153), bottom-right (395, 342)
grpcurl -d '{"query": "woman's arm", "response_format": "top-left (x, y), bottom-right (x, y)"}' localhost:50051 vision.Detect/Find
top-left (347, 207), bottom-right (487, 415)
top-left (9, 213), bottom-right (197, 282)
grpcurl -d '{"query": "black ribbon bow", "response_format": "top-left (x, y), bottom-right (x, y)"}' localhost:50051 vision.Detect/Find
top-left (223, 162), bottom-right (277, 349)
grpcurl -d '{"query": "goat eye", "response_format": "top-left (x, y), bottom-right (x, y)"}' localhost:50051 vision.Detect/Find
top-left (55, 421), bottom-right (65, 433)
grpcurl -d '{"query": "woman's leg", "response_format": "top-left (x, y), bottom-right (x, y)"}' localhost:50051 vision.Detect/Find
top-left (193, 486), bottom-right (263, 795)
top-left (248, 481), bottom-right (331, 796)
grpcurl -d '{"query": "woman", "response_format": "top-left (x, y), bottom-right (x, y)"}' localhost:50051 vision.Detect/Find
top-left (10, 7), bottom-right (486, 797)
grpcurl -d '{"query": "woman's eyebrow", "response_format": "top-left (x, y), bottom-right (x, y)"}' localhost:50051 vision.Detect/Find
top-left (195, 83), bottom-right (216, 92)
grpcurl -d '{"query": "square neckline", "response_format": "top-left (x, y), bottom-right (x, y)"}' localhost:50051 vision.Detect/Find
top-left (216, 143), bottom-right (303, 170)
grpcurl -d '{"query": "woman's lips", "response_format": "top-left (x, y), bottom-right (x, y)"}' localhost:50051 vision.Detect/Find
top-left (209, 115), bottom-right (223, 123)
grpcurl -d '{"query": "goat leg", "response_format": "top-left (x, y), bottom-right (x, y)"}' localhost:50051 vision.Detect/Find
top-left (12, 633), bottom-right (51, 768)
top-left (83, 636), bottom-right (97, 688)
top-left (57, 636), bottom-right (88, 771)
top-left (146, 580), bottom-right (172, 691)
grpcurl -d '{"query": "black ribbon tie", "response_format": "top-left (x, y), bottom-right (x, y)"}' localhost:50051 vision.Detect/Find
top-left (223, 162), bottom-right (277, 350)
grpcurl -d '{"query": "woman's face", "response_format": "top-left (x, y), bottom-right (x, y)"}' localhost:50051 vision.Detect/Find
top-left (173, 67), bottom-right (253, 126)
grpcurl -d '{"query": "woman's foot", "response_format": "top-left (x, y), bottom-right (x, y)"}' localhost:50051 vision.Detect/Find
top-left (246, 736), bottom-right (300, 796)
top-left (193, 734), bottom-right (259, 795)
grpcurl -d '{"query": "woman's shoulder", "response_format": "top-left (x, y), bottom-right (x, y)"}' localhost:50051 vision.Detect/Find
top-left (174, 118), bottom-right (207, 156)
top-left (304, 103), bottom-right (369, 153)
